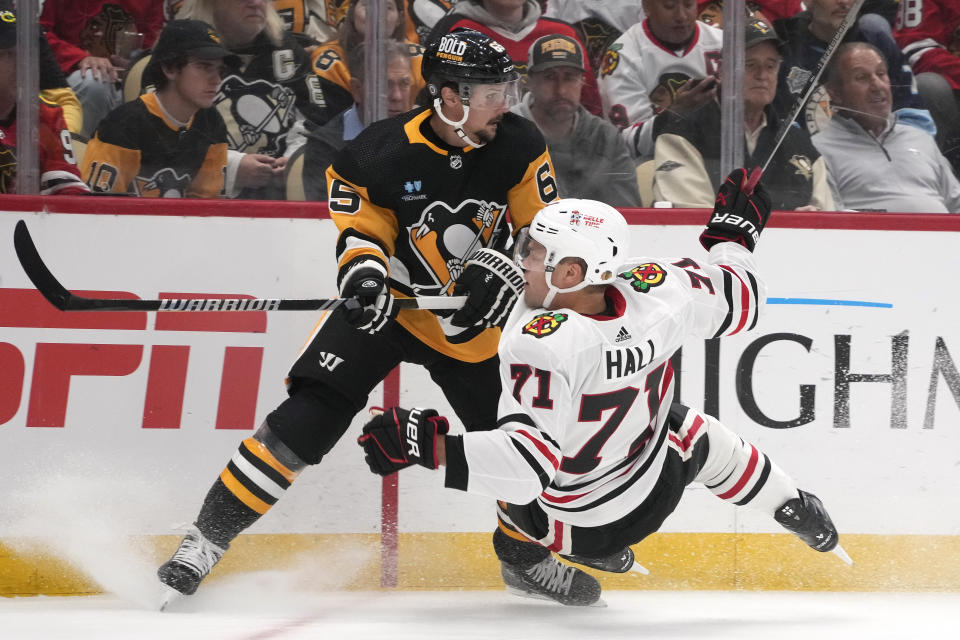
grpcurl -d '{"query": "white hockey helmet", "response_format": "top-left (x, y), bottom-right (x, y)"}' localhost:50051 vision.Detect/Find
top-left (515, 198), bottom-right (630, 307)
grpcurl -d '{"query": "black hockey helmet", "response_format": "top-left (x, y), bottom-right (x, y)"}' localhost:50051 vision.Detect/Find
top-left (422, 28), bottom-right (520, 99)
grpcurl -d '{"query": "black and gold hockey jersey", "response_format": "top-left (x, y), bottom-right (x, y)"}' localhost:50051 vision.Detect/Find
top-left (310, 39), bottom-right (425, 121)
top-left (80, 92), bottom-right (228, 198)
top-left (216, 30), bottom-right (327, 158)
top-left (326, 105), bottom-right (558, 362)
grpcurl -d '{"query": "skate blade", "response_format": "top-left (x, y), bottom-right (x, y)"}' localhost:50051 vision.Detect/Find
top-left (159, 587), bottom-right (182, 612)
top-left (831, 543), bottom-right (854, 566)
top-left (504, 585), bottom-right (606, 607)
top-left (629, 561), bottom-right (650, 575)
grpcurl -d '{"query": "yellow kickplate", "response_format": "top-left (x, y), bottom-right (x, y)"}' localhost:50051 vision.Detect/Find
top-left (2, 533), bottom-right (958, 597)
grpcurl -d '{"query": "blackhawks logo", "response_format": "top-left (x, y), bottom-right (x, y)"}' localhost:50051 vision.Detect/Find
top-left (620, 263), bottom-right (667, 293)
top-left (600, 44), bottom-right (621, 77)
top-left (522, 312), bottom-right (568, 338)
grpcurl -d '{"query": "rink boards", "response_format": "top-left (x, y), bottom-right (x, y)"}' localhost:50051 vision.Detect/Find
top-left (1, 196), bottom-right (959, 595)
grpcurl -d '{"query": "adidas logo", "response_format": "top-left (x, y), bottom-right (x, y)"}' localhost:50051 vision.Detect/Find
top-left (615, 327), bottom-right (632, 343)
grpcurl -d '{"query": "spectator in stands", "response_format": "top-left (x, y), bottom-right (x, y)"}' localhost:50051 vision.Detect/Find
top-left (652, 18), bottom-right (833, 211)
top-left (79, 20), bottom-right (235, 198)
top-left (39, 0), bottom-right (163, 139)
top-left (513, 33), bottom-right (640, 206)
top-left (814, 42), bottom-right (960, 213)
top-left (774, 0), bottom-right (933, 138)
top-left (696, 0), bottom-right (802, 29)
top-left (428, 0), bottom-right (604, 116)
top-left (541, 0), bottom-right (644, 76)
top-left (272, 0), bottom-right (339, 49)
top-left (175, 0), bottom-right (328, 200)
top-left (410, 0), bottom-right (455, 43)
top-left (302, 40), bottom-right (415, 201)
top-left (598, 0), bottom-right (723, 161)
top-left (0, 5), bottom-right (88, 195)
top-left (311, 0), bottom-right (424, 123)
top-left (894, 0), bottom-right (960, 176)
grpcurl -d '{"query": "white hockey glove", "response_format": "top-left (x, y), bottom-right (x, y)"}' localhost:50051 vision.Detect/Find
top-left (338, 258), bottom-right (396, 334)
top-left (450, 248), bottom-right (525, 330)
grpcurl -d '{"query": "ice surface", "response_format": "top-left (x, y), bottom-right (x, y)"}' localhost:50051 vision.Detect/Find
top-left (2, 588), bottom-right (956, 640)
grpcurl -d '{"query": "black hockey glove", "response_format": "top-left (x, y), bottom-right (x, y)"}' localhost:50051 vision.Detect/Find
top-left (338, 258), bottom-right (397, 334)
top-left (700, 168), bottom-right (773, 252)
top-left (357, 407), bottom-right (450, 476)
top-left (450, 248), bottom-right (525, 330)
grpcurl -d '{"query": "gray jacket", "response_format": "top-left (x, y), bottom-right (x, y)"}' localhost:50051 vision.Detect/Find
top-left (812, 115), bottom-right (960, 213)
top-left (512, 93), bottom-right (641, 207)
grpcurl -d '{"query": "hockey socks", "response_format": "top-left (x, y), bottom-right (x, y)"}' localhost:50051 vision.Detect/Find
top-left (693, 413), bottom-right (797, 513)
top-left (196, 434), bottom-right (304, 547)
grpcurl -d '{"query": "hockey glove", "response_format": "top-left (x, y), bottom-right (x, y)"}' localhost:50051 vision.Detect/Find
top-left (700, 168), bottom-right (773, 252)
top-left (358, 407), bottom-right (450, 476)
top-left (338, 258), bottom-right (396, 334)
top-left (450, 248), bottom-right (525, 330)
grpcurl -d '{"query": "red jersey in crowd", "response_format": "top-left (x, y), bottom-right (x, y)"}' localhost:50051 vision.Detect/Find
top-left (39, 0), bottom-right (163, 73)
top-left (0, 99), bottom-right (90, 195)
top-left (895, 0), bottom-right (960, 89)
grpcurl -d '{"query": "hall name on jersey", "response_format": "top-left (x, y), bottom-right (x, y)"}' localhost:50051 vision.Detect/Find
top-left (605, 339), bottom-right (656, 380)
top-left (158, 298), bottom-right (281, 311)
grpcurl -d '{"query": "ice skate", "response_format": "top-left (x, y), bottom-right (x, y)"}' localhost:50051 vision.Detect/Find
top-left (500, 555), bottom-right (603, 606)
top-left (561, 546), bottom-right (649, 575)
top-left (157, 526), bottom-right (226, 608)
top-left (774, 489), bottom-right (853, 565)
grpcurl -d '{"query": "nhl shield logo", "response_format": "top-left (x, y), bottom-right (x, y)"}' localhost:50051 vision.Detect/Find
top-left (450, 154), bottom-right (463, 169)
top-left (522, 312), bottom-right (568, 338)
top-left (619, 263), bottom-right (667, 293)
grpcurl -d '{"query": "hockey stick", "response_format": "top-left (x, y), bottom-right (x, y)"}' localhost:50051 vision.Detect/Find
top-left (13, 220), bottom-right (465, 313)
top-left (744, 0), bottom-right (866, 193)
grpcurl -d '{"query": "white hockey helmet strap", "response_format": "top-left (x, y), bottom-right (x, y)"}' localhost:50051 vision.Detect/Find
top-left (432, 96), bottom-right (485, 149)
top-left (518, 199), bottom-right (631, 307)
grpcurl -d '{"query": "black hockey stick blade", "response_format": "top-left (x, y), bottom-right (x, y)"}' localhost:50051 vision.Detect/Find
top-left (13, 220), bottom-right (464, 312)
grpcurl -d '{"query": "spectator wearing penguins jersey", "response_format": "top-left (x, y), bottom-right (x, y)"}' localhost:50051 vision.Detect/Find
top-left (813, 42), bottom-right (960, 213)
top-left (175, 0), bottom-right (328, 199)
top-left (302, 39), bottom-right (416, 201)
top-left (80, 20), bottom-right (235, 198)
top-left (652, 19), bottom-right (834, 210)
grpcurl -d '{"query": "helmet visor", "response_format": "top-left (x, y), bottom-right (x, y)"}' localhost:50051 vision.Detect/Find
top-left (513, 228), bottom-right (548, 272)
top-left (466, 79), bottom-right (521, 109)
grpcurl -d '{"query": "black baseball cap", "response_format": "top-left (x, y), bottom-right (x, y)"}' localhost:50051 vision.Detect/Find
top-left (0, 6), bottom-right (17, 50)
top-left (527, 34), bottom-right (585, 73)
top-left (145, 19), bottom-right (239, 77)
top-left (745, 18), bottom-right (784, 52)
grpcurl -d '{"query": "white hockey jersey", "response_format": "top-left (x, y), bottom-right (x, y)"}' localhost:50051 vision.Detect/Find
top-left (598, 19), bottom-right (723, 160)
top-left (447, 242), bottom-right (764, 528)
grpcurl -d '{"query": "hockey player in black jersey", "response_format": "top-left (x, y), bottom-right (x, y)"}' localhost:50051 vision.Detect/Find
top-left (157, 28), bottom-right (560, 606)
top-left (359, 171), bottom-right (850, 606)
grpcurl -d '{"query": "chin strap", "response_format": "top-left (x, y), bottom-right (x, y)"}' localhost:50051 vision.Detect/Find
top-left (541, 270), bottom-right (591, 309)
top-left (433, 97), bottom-right (486, 149)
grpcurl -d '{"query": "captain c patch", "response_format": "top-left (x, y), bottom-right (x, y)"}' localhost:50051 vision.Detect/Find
top-left (619, 263), bottom-right (667, 293)
top-left (522, 312), bottom-right (568, 338)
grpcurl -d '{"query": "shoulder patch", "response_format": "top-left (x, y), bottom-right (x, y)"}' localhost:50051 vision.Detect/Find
top-left (522, 312), bottom-right (568, 338)
top-left (619, 263), bottom-right (667, 293)
top-left (600, 44), bottom-right (621, 78)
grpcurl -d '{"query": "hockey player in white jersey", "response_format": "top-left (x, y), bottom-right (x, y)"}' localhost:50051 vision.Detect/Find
top-left (598, 0), bottom-right (722, 160)
top-left (358, 169), bottom-right (848, 606)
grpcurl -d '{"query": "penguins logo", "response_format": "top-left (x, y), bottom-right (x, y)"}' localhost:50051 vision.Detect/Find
top-left (134, 168), bottom-right (193, 197)
top-left (407, 199), bottom-right (507, 293)
top-left (216, 76), bottom-right (296, 155)
top-left (788, 155), bottom-right (813, 181)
